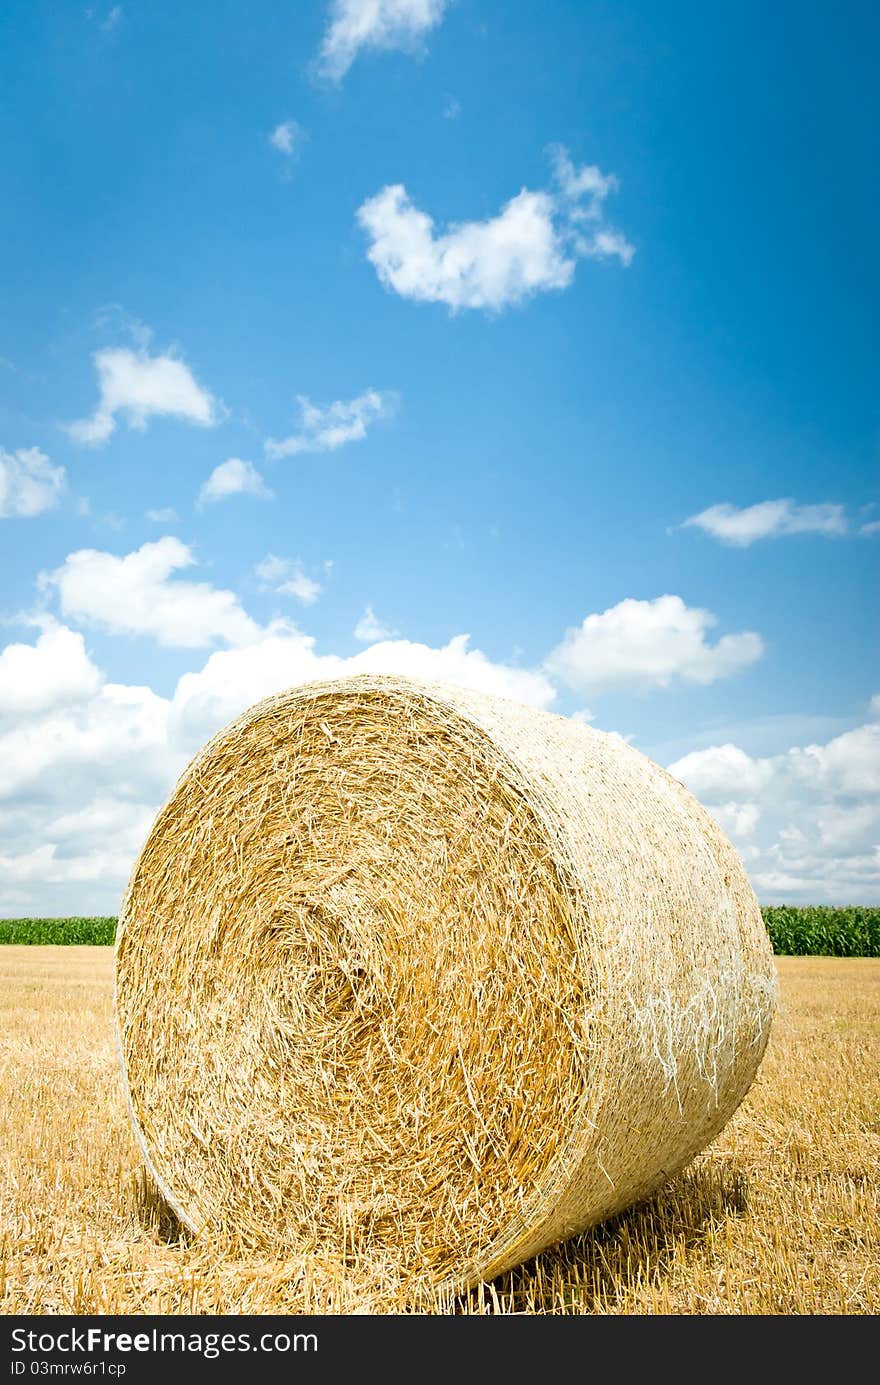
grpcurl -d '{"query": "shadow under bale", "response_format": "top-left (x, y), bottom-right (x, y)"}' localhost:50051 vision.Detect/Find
top-left (133, 1167), bottom-right (190, 1246)
top-left (456, 1160), bottom-right (751, 1314)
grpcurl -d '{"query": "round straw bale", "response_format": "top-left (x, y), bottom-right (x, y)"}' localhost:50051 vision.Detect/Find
top-left (115, 674), bottom-right (775, 1290)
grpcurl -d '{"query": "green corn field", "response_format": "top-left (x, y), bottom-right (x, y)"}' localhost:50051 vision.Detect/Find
top-left (0, 908), bottom-right (878, 955)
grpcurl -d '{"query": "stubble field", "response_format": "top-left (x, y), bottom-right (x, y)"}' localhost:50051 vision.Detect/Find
top-left (1, 947), bottom-right (877, 1314)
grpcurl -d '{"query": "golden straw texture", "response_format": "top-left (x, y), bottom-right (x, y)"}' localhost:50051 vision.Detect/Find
top-left (115, 675), bottom-right (776, 1294)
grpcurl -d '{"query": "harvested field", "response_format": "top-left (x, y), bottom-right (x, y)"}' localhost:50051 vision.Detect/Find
top-left (0, 948), bottom-right (877, 1314)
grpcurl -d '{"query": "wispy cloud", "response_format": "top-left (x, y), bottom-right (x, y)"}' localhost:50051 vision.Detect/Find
top-left (255, 554), bottom-right (323, 606)
top-left (268, 120), bottom-right (306, 159)
top-left (86, 6), bottom-right (122, 33)
top-left (354, 605), bottom-right (398, 642)
top-left (265, 389), bottom-right (395, 459)
top-left (198, 459), bottom-right (273, 507)
top-left (317, 0), bottom-right (449, 83)
top-left (0, 447), bottom-right (66, 519)
top-left (683, 498), bottom-right (848, 547)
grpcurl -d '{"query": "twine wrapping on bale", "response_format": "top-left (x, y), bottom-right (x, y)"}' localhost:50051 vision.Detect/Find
top-left (115, 674), bottom-right (776, 1293)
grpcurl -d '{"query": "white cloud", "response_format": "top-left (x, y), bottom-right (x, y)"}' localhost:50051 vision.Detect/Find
top-left (860, 520), bottom-right (880, 537)
top-left (318, 0), bottom-right (448, 83)
top-left (786, 722), bottom-right (880, 797)
top-left (0, 613), bottom-right (554, 913)
top-left (255, 554), bottom-right (323, 606)
top-left (683, 499), bottom-right (847, 547)
top-left (265, 389), bottom-right (394, 459)
top-left (354, 605), bottom-right (397, 641)
top-left (4, 553), bottom-right (875, 912)
top-left (357, 145), bottom-right (633, 311)
top-left (710, 801), bottom-right (761, 839)
top-left (669, 701), bottom-right (880, 903)
top-left (586, 228), bottom-right (636, 266)
top-left (0, 446), bottom-right (66, 518)
top-left (358, 185), bottom-right (572, 310)
top-left (442, 97), bottom-right (460, 120)
top-left (169, 630), bottom-right (556, 752)
top-left (0, 617), bottom-right (180, 915)
top-left (66, 346), bottom-right (221, 445)
top-left (665, 742), bottom-right (774, 800)
top-left (0, 686), bottom-right (178, 916)
top-left (0, 687), bottom-right (172, 822)
top-left (198, 458), bottom-right (273, 506)
top-left (0, 622), bottom-right (101, 720)
top-left (549, 145), bottom-right (617, 208)
top-left (145, 506), bottom-right (179, 523)
top-left (545, 594), bottom-right (763, 696)
top-left (44, 537), bottom-right (262, 648)
top-left (268, 120), bottom-right (305, 157)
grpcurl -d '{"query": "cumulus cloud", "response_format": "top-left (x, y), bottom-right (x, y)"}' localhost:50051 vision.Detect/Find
top-left (710, 801), bottom-right (762, 839)
top-left (0, 446), bottom-right (66, 518)
top-left (198, 458), bottom-right (273, 506)
top-left (0, 614), bottom-right (554, 913)
top-left (318, 0), bottom-right (448, 83)
top-left (255, 554), bottom-right (323, 606)
top-left (0, 682), bottom-right (173, 810)
top-left (44, 538), bottom-right (262, 648)
top-left (265, 389), bottom-right (394, 459)
top-left (354, 605), bottom-right (397, 641)
top-left (0, 689), bottom-right (178, 916)
top-left (0, 610), bottom-right (179, 914)
top-left (66, 346), bottom-right (221, 445)
top-left (0, 622), bottom-right (101, 720)
top-left (545, 595), bottom-right (763, 696)
top-left (169, 629), bottom-right (556, 752)
top-left (4, 545), bottom-right (873, 912)
top-left (358, 185), bottom-right (571, 310)
top-left (357, 145), bottom-right (633, 311)
top-left (683, 499), bottom-right (847, 547)
top-left (666, 742), bottom-right (774, 801)
top-left (669, 702), bottom-right (880, 903)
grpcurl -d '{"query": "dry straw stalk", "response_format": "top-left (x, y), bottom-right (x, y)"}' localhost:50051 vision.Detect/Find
top-left (115, 675), bottom-right (776, 1296)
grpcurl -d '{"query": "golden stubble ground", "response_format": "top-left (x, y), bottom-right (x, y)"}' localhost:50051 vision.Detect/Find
top-left (0, 947), bottom-right (877, 1315)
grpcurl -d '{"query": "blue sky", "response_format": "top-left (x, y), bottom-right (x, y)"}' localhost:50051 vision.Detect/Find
top-left (0, 0), bottom-right (877, 912)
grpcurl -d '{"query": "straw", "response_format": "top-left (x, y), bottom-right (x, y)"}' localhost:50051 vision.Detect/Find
top-left (115, 674), bottom-right (776, 1292)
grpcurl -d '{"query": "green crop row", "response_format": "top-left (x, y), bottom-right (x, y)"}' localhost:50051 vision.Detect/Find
top-left (0, 907), bottom-right (878, 955)
top-left (761, 906), bottom-right (879, 957)
top-left (0, 917), bottom-right (117, 945)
